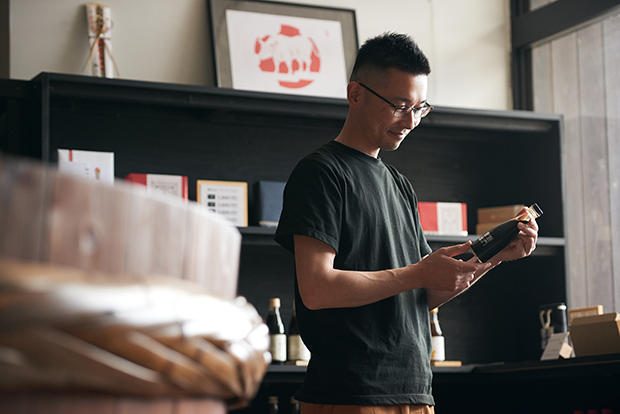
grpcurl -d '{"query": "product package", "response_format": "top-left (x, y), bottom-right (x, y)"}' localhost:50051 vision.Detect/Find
top-left (57, 149), bottom-right (114, 185)
top-left (418, 202), bottom-right (468, 236)
top-left (253, 180), bottom-right (286, 227)
top-left (125, 173), bottom-right (188, 201)
top-left (85, 3), bottom-right (118, 78)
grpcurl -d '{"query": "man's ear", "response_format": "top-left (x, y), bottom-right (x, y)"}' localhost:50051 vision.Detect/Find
top-left (347, 82), bottom-right (362, 108)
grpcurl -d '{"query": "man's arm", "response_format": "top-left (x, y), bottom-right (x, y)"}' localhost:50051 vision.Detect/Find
top-left (294, 234), bottom-right (491, 310)
top-left (294, 217), bottom-right (539, 311)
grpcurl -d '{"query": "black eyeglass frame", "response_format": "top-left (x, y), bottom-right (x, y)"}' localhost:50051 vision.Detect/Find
top-left (358, 83), bottom-right (433, 119)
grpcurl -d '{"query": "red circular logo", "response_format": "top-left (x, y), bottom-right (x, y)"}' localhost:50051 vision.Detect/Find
top-left (254, 25), bottom-right (321, 89)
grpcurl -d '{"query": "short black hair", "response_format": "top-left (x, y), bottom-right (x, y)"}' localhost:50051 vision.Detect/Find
top-left (350, 32), bottom-right (431, 82)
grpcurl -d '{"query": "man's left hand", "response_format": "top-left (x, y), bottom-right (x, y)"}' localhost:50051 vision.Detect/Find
top-left (491, 218), bottom-right (539, 265)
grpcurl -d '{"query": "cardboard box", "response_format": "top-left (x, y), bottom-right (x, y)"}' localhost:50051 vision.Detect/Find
top-left (418, 202), bottom-right (467, 236)
top-left (477, 204), bottom-right (525, 224)
top-left (569, 312), bottom-right (620, 357)
top-left (568, 305), bottom-right (604, 326)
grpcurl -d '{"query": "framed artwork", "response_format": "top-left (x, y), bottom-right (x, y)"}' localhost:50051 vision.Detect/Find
top-left (208, 0), bottom-right (358, 99)
top-left (197, 180), bottom-right (248, 227)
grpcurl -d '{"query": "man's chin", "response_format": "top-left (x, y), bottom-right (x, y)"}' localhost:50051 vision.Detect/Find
top-left (382, 138), bottom-right (405, 152)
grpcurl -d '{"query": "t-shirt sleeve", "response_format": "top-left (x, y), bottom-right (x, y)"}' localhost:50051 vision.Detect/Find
top-left (274, 157), bottom-right (342, 254)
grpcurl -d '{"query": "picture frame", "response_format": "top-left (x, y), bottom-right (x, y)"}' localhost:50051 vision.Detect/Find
top-left (197, 180), bottom-right (248, 227)
top-left (208, 0), bottom-right (358, 99)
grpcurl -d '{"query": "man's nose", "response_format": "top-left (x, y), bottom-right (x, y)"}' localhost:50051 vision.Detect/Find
top-left (399, 111), bottom-right (419, 130)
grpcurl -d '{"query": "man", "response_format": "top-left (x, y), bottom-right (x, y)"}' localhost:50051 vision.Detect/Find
top-left (274, 32), bottom-right (538, 414)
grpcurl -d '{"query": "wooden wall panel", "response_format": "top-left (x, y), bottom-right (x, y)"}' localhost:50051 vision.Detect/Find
top-left (533, 10), bottom-right (620, 313)
top-left (531, 43), bottom-right (553, 113)
top-left (550, 33), bottom-right (587, 309)
top-left (603, 13), bottom-right (620, 312)
top-left (577, 22), bottom-right (614, 311)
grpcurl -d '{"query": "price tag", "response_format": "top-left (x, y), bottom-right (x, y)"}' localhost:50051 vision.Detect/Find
top-left (540, 332), bottom-right (573, 360)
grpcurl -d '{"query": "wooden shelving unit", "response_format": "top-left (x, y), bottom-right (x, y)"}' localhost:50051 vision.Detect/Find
top-left (0, 72), bottom-right (567, 392)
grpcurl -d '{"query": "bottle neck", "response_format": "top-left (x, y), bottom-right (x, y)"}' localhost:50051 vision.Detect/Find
top-left (515, 203), bottom-right (543, 221)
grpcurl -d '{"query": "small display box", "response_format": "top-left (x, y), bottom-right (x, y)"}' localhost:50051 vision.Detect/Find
top-left (570, 313), bottom-right (620, 357)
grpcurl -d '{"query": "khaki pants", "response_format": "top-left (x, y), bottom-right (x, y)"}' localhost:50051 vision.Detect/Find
top-left (301, 402), bottom-right (435, 414)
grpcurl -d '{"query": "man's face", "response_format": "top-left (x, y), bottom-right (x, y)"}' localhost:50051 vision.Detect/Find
top-left (358, 68), bottom-right (429, 153)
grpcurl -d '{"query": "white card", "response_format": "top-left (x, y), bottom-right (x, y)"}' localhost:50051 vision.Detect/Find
top-left (541, 332), bottom-right (572, 360)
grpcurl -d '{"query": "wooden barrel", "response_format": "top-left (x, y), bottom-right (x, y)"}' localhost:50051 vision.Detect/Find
top-left (0, 154), bottom-right (240, 297)
top-left (0, 154), bottom-right (264, 414)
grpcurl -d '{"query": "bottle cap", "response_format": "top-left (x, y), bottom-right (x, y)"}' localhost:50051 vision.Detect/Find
top-left (516, 203), bottom-right (543, 221)
top-left (269, 298), bottom-right (281, 308)
top-left (268, 396), bottom-right (279, 404)
top-left (430, 308), bottom-right (439, 314)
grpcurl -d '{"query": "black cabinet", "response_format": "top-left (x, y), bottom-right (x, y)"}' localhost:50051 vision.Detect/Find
top-left (0, 72), bottom-right (565, 369)
top-left (238, 354), bottom-right (620, 414)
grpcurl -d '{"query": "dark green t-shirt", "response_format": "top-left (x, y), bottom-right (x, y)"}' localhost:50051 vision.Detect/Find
top-left (274, 140), bottom-right (434, 406)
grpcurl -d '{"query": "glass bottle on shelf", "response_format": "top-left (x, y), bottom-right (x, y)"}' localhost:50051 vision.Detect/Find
top-left (471, 203), bottom-right (543, 262)
top-left (287, 300), bottom-right (310, 363)
top-left (267, 298), bottom-right (286, 364)
top-left (430, 307), bottom-right (445, 362)
top-left (290, 397), bottom-right (300, 414)
top-left (268, 396), bottom-right (279, 414)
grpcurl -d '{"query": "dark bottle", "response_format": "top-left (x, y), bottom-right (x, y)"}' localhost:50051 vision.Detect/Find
top-left (287, 301), bottom-right (310, 362)
top-left (290, 397), bottom-right (301, 414)
top-left (267, 298), bottom-right (286, 364)
top-left (471, 203), bottom-right (543, 262)
top-left (268, 396), bottom-right (279, 414)
top-left (430, 308), bottom-right (445, 362)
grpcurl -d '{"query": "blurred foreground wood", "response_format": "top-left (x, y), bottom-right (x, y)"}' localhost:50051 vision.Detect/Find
top-left (0, 392), bottom-right (225, 414)
top-left (0, 155), bottom-right (269, 413)
top-left (0, 154), bottom-right (240, 298)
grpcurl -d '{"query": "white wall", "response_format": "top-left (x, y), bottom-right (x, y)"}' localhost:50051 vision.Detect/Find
top-left (8, 0), bottom-right (511, 110)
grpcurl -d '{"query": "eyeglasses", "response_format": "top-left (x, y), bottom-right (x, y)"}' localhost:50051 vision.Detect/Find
top-left (359, 83), bottom-right (433, 119)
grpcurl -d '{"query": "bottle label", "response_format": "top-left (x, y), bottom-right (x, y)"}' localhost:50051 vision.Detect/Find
top-left (288, 334), bottom-right (311, 361)
top-left (270, 334), bottom-right (287, 362)
top-left (431, 336), bottom-right (445, 361)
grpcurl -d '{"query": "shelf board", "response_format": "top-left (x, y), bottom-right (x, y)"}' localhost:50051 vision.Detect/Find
top-left (239, 226), bottom-right (565, 246)
top-left (32, 72), bottom-right (562, 132)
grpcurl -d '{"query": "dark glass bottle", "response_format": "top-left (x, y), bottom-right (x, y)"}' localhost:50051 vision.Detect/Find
top-left (471, 203), bottom-right (543, 262)
top-left (268, 396), bottom-right (279, 414)
top-left (267, 298), bottom-right (286, 364)
top-left (287, 301), bottom-right (310, 362)
top-left (430, 308), bottom-right (445, 362)
top-left (290, 397), bottom-right (301, 414)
